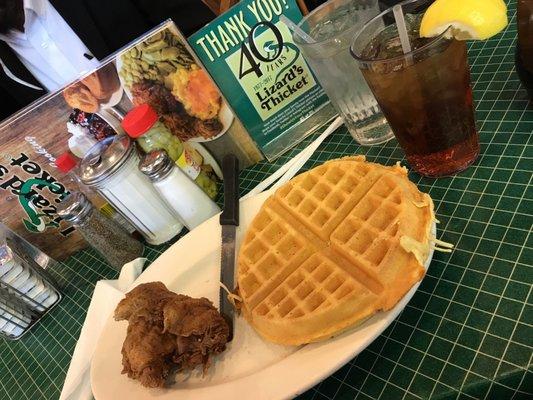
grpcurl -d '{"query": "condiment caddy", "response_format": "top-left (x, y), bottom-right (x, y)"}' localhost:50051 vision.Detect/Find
top-left (0, 236), bottom-right (61, 340)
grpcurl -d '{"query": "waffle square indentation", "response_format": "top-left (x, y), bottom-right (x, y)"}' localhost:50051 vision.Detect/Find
top-left (295, 281), bottom-right (313, 300)
top-left (301, 175), bottom-right (318, 191)
top-left (264, 222), bottom-right (286, 244)
top-left (277, 236), bottom-right (301, 258)
top-left (306, 292), bottom-right (325, 312)
top-left (299, 198), bottom-right (317, 217)
top-left (257, 253), bottom-right (281, 279)
top-left (286, 189), bottom-right (305, 207)
top-left (311, 208), bottom-right (331, 228)
top-left (325, 166), bottom-right (344, 184)
top-left (243, 241), bottom-right (268, 263)
top-left (312, 183), bottom-right (330, 201)
top-left (368, 206), bottom-right (398, 231)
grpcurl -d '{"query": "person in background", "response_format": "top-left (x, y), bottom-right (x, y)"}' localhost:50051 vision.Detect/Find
top-left (0, 0), bottom-right (215, 120)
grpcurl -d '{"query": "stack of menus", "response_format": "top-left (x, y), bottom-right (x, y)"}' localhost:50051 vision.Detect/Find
top-left (0, 21), bottom-right (262, 260)
top-left (0, 1), bottom-right (335, 259)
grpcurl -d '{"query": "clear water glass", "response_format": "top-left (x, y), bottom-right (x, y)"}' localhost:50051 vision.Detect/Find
top-left (293, 0), bottom-right (393, 145)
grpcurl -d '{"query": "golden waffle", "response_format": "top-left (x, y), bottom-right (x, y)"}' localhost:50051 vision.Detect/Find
top-left (237, 156), bottom-right (434, 345)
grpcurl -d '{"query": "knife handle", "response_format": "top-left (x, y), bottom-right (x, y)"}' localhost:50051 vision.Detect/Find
top-left (220, 154), bottom-right (239, 226)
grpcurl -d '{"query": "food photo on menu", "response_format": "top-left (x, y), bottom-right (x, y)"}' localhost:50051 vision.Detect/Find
top-left (0, 1), bottom-right (531, 400)
top-left (120, 29), bottom-right (232, 143)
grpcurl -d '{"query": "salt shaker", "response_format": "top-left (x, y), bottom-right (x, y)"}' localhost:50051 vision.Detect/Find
top-left (139, 150), bottom-right (220, 230)
top-left (79, 135), bottom-right (184, 244)
top-left (57, 192), bottom-right (144, 271)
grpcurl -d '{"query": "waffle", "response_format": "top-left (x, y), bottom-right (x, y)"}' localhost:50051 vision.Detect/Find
top-left (237, 156), bottom-right (434, 345)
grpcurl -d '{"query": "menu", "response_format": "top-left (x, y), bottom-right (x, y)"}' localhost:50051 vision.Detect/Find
top-left (189, 0), bottom-right (337, 160)
top-left (0, 21), bottom-right (262, 260)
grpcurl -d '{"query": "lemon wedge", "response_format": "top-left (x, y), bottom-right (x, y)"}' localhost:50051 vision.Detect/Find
top-left (420, 0), bottom-right (508, 40)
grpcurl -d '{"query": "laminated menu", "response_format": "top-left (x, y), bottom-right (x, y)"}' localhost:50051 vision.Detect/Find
top-left (189, 0), bottom-right (337, 160)
top-left (0, 21), bottom-right (262, 260)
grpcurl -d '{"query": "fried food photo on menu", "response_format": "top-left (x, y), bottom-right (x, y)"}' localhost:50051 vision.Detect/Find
top-left (131, 80), bottom-right (222, 141)
top-left (120, 29), bottom-right (224, 141)
top-left (165, 65), bottom-right (222, 121)
top-left (63, 64), bottom-right (120, 113)
top-left (114, 282), bottom-right (230, 388)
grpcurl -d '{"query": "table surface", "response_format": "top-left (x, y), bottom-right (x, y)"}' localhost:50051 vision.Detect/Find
top-left (1, 2), bottom-right (532, 399)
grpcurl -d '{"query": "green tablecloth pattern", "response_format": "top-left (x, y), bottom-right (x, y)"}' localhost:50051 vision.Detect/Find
top-left (0, 1), bottom-right (531, 399)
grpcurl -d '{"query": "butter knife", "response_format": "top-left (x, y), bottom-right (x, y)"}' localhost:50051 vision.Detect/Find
top-left (220, 154), bottom-right (239, 341)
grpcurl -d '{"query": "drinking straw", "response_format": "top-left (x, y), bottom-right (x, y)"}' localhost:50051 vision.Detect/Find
top-left (279, 15), bottom-right (316, 44)
top-left (393, 4), bottom-right (412, 54)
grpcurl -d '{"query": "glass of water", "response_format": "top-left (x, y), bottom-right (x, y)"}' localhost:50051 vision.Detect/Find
top-left (293, 0), bottom-right (393, 145)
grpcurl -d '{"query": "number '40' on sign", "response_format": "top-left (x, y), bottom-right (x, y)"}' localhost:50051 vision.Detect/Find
top-left (239, 21), bottom-right (284, 79)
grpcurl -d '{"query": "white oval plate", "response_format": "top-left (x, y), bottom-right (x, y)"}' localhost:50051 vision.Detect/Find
top-left (91, 190), bottom-right (434, 400)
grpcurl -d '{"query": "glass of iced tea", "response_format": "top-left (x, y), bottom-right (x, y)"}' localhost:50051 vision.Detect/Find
top-left (351, 0), bottom-right (479, 177)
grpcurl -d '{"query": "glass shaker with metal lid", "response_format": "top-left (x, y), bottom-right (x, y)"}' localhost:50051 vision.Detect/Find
top-left (57, 192), bottom-right (144, 271)
top-left (79, 135), bottom-right (183, 245)
top-left (139, 150), bottom-right (220, 230)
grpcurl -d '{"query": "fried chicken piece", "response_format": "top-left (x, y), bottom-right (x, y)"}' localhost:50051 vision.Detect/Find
top-left (114, 283), bottom-right (231, 388)
top-left (121, 317), bottom-right (176, 388)
top-left (163, 296), bottom-right (230, 372)
top-left (114, 282), bottom-right (177, 324)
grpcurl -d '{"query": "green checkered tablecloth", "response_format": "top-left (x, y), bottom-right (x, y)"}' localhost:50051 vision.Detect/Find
top-left (1, 2), bottom-right (531, 399)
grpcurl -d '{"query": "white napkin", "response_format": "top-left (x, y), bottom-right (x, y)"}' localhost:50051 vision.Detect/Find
top-left (59, 258), bottom-right (146, 400)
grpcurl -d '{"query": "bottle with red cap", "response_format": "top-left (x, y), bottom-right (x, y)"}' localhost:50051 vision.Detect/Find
top-left (56, 152), bottom-right (91, 194)
top-left (55, 152), bottom-right (135, 234)
top-left (122, 104), bottom-right (218, 199)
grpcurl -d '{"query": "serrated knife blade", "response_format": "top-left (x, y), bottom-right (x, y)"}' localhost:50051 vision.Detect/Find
top-left (219, 154), bottom-right (239, 341)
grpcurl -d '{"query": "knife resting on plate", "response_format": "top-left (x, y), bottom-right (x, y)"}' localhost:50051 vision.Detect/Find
top-left (219, 154), bottom-right (239, 341)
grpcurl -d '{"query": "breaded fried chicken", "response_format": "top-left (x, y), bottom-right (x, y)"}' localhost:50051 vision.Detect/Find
top-left (121, 317), bottom-right (176, 388)
top-left (163, 296), bottom-right (230, 372)
top-left (114, 281), bottom-right (177, 324)
top-left (114, 282), bottom-right (230, 388)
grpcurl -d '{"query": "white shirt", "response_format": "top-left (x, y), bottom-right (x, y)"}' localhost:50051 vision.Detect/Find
top-left (0, 0), bottom-right (99, 91)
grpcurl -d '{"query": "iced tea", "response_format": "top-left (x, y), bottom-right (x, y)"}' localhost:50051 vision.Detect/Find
top-left (351, 0), bottom-right (479, 177)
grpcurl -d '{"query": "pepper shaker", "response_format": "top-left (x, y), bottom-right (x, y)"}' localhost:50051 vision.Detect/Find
top-left (57, 192), bottom-right (144, 271)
